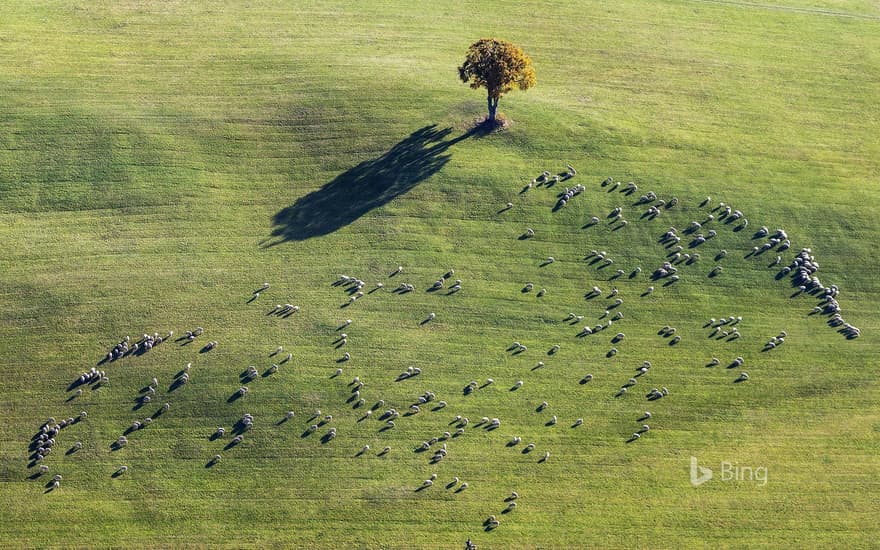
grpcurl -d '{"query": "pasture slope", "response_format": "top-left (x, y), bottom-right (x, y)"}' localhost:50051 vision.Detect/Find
top-left (0, 1), bottom-right (878, 548)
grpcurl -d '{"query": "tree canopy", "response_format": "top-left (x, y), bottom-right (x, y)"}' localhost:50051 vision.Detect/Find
top-left (458, 38), bottom-right (536, 123)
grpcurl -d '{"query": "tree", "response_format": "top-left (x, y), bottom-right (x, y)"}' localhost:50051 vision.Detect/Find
top-left (458, 38), bottom-right (536, 124)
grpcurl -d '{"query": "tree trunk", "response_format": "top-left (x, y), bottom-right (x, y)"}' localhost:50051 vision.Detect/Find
top-left (487, 95), bottom-right (499, 122)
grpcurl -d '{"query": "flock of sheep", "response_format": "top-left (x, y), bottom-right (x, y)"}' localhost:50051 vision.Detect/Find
top-left (26, 166), bottom-right (859, 542)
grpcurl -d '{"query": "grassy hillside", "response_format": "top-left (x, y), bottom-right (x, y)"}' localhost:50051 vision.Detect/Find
top-left (0, 1), bottom-right (878, 548)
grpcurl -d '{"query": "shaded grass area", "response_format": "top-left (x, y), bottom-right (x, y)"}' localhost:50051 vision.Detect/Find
top-left (0, 0), bottom-right (878, 548)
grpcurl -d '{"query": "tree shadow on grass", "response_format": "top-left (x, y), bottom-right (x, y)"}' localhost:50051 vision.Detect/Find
top-left (266, 125), bottom-right (471, 244)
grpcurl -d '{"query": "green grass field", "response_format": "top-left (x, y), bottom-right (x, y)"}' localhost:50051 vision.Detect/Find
top-left (1, 1), bottom-right (878, 548)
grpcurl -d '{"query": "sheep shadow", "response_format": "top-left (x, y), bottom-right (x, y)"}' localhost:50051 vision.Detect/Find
top-left (267, 125), bottom-right (471, 244)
